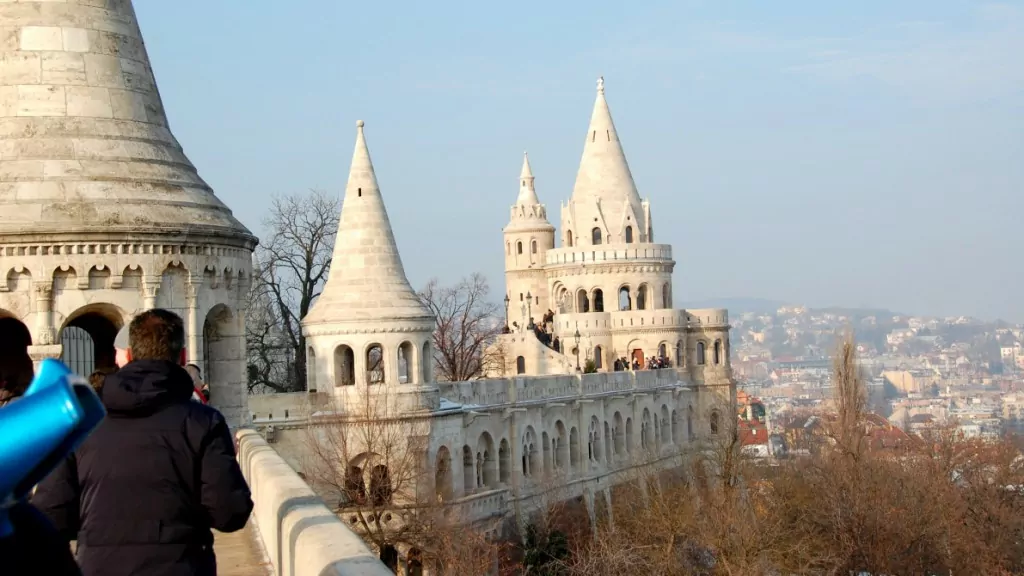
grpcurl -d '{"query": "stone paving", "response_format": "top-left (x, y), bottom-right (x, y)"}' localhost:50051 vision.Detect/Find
top-left (214, 523), bottom-right (273, 576)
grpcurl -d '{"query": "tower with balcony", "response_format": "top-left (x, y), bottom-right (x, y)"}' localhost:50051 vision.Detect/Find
top-left (503, 153), bottom-right (555, 329)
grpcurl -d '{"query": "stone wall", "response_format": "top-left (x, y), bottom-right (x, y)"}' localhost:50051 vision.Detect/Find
top-left (236, 429), bottom-right (392, 576)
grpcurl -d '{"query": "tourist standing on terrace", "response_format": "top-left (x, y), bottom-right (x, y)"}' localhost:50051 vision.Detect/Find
top-left (32, 309), bottom-right (253, 576)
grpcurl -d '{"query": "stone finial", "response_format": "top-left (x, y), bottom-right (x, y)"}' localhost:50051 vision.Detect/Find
top-left (356, 119), bottom-right (365, 128)
top-left (597, 76), bottom-right (605, 94)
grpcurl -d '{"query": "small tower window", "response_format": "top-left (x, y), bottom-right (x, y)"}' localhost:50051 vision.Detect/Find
top-left (531, 240), bottom-right (537, 254)
top-left (516, 241), bottom-right (523, 255)
top-left (591, 228), bottom-right (602, 245)
top-left (358, 187), bottom-right (362, 197)
top-left (625, 226), bottom-right (633, 243)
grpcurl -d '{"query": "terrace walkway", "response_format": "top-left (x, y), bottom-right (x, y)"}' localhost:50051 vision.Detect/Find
top-left (214, 524), bottom-right (272, 576)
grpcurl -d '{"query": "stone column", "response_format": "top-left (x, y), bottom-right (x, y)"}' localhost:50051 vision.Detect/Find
top-left (33, 282), bottom-right (55, 346)
top-left (143, 277), bottom-right (161, 310)
top-left (185, 280), bottom-right (202, 365)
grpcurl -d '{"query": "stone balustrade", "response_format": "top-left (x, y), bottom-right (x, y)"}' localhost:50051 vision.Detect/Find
top-left (437, 368), bottom-right (688, 408)
top-left (549, 308), bottom-right (728, 334)
top-left (236, 429), bottom-right (392, 576)
top-left (544, 244), bottom-right (673, 266)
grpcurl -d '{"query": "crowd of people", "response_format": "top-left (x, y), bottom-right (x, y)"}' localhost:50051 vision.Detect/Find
top-left (0, 308), bottom-right (253, 576)
top-left (612, 355), bottom-right (672, 371)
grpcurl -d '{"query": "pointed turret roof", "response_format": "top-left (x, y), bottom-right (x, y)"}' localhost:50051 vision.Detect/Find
top-left (516, 152), bottom-right (541, 205)
top-left (569, 77), bottom-right (642, 207)
top-left (0, 0), bottom-right (253, 245)
top-left (303, 121), bottom-right (433, 329)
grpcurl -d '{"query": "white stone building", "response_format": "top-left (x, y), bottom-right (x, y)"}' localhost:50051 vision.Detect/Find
top-left (0, 0), bottom-right (255, 426)
top-left (255, 94), bottom-right (734, 565)
top-left (498, 78), bottom-right (731, 381)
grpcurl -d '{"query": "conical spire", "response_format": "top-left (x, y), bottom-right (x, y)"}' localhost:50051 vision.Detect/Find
top-left (0, 0), bottom-right (252, 243)
top-left (569, 77), bottom-right (642, 206)
top-left (303, 121), bottom-right (433, 328)
top-left (516, 152), bottom-right (540, 205)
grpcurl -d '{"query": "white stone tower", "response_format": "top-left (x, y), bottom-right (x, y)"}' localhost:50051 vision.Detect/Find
top-left (503, 153), bottom-right (555, 328)
top-left (303, 121), bottom-right (439, 413)
top-left (0, 0), bottom-right (255, 426)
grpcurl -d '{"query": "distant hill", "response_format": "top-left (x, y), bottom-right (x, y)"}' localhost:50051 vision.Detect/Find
top-left (680, 298), bottom-right (790, 315)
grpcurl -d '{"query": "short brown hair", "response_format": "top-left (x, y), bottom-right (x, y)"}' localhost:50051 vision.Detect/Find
top-left (88, 367), bottom-right (116, 392)
top-left (128, 309), bottom-right (185, 362)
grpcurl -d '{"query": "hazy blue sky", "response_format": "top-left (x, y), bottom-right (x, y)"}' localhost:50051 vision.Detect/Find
top-left (134, 1), bottom-right (1023, 322)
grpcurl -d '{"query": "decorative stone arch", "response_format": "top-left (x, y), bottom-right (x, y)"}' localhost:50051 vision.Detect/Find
top-left (421, 340), bottom-right (432, 382)
top-left (588, 416), bottom-right (602, 463)
top-left (696, 340), bottom-right (707, 365)
top-left (202, 303), bottom-right (244, 417)
top-left (477, 432), bottom-right (497, 488)
top-left (522, 426), bottom-right (538, 479)
top-left (636, 283), bottom-right (649, 311)
top-left (576, 288), bottom-right (589, 313)
top-left (334, 344), bottom-right (355, 386)
top-left (591, 287), bottom-right (604, 312)
top-left (60, 303), bottom-right (126, 375)
top-left (435, 446), bottom-right (453, 502)
top-left (498, 438), bottom-right (511, 484)
top-left (660, 405), bottom-right (670, 446)
top-left (87, 265), bottom-right (112, 290)
top-left (569, 426), bottom-right (580, 473)
top-left (613, 411), bottom-right (624, 455)
top-left (554, 420), bottom-right (568, 469)
top-left (5, 266), bottom-right (32, 292)
top-left (398, 340), bottom-right (415, 384)
top-left (51, 264), bottom-right (77, 292)
top-left (365, 342), bottom-right (385, 384)
top-left (461, 445), bottom-right (474, 495)
top-left (617, 284), bottom-right (632, 311)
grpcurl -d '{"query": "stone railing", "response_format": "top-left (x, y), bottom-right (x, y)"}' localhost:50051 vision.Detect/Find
top-left (438, 368), bottom-right (687, 408)
top-left (544, 244), bottom-right (673, 266)
top-left (236, 429), bottom-right (392, 576)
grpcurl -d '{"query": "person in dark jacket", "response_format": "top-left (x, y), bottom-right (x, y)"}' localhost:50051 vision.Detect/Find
top-left (32, 308), bottom-right (254, 576)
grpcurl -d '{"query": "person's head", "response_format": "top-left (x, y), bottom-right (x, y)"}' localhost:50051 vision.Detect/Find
top-left (88, 367), bottom-right (116, 394)
top-left (114, 325), bottom-right (130, 368)
top-left (127, 309), bottom-right (186, 365)
top-left (0, 353), bottom-right (34, 402)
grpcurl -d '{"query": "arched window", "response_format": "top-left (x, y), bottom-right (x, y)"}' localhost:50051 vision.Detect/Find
top-left (637, 284), bottom-right (648, 310)
top-left (398, 341), bottom-right (414, 383)
top-left (435, 447), bottom-right (452, 501)
top-left (569, 427), bottom-right (580, 472)
top-left (710, 411), bottom-right (720, 435)
top-left (625, 226), bottom-right (633, 243)
top-left (334, 345), bottom-right (354, 386)
top-left (566, 232), bottom-right (573, 247)
top-left (658, 343), bottom-right (667, 359)
top-left (697, 341), bottom-right (706, 366)
top-left (542, 431), bottom-right (551, 475)
top-left (462, 445), bottom-right (474, 495)
top-left (422, 341), bottom-right (432, 382)
top-left (516, 356), bottom-right (526, 374)
top-left (531, 240), bottom-right (538, 254)
top-left (577, 289), bottom-right (589, 313)
top-left (603, 421), bottom-right (612, 464)
top-left (613, 412), bottom-right (624, 455)
top-left (662, 284), bottom-right (670, 308)
top-left (625, 417), bottom-right (634, 454)
top-left (588, 417), bottom-right (602, 463)
top-left (307, 347), bottom-right (316, 390)
top-left (523, 427), bottom-right (538, 479)
top-left (555, 421), bottom-right (568, 469)
top-left (516, 241), bottom-right (523, 254)
top-left (618, 286), bottom-right (631, 311)
top-left (594, 346), bottom-right (603, 370)
top-left (498, 439), bottom-right (511, 484)
top-left (714, 340), bottom-right (722, 365)
top-left (366, 344), bottom-right (384, 384)
top-left (591, 227), bottom-right (602, 245)
top-left (593, 289), bottom-right (604, 312)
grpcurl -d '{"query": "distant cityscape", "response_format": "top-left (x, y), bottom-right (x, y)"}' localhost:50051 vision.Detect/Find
top-left (722, 301), bottom-right (1024, 455)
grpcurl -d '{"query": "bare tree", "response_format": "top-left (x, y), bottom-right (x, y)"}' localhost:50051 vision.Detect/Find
top-left (831, 330), bottom-right (867, 461)
top-left (244, 269), bottom-right (294, 393)
top-left (254, 190), bottom-right (338, 392)
top-left (418, 274), bottom-right (502, 382)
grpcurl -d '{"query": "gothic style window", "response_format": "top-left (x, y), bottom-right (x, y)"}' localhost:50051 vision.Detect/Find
top-left (591, 228), bottom-right (602, 245)
top-left (625, 226), bottom-right (633, 243)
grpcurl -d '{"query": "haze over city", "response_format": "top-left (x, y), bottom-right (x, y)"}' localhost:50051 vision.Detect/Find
top-left (135, 0), bottom-right (1023, 321)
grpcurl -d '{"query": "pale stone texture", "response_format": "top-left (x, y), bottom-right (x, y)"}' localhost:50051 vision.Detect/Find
top-left (0, 0), bottom-right (256, 428)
